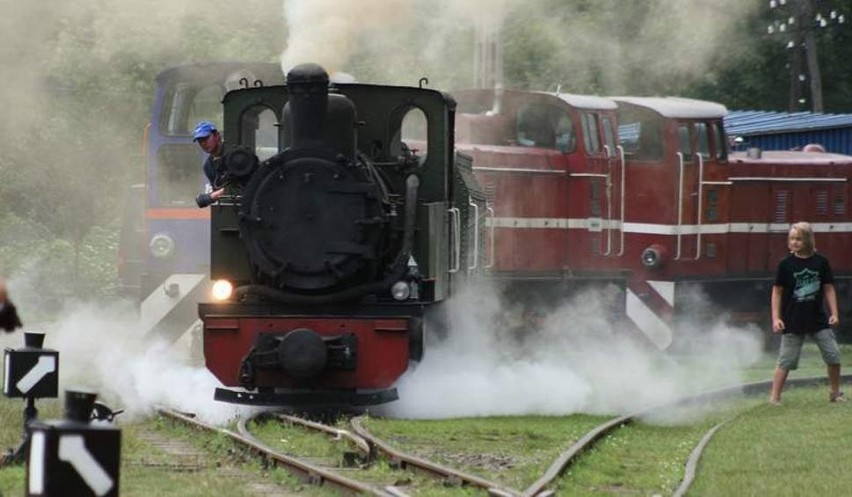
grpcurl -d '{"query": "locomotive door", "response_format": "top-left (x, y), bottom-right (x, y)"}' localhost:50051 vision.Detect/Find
top-left (674, 122), bottom-right (711, 261)
top-left (581, 112), bottom-right (620, 256)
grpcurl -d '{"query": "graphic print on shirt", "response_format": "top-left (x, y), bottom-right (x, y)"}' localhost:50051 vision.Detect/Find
top-left (793, 268), bottom-right (820, 302)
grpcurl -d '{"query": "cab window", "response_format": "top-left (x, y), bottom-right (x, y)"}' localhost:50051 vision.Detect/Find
top-left (617, 107), bottom-right (662, 161)
top-left (602, 116), bottom-right (616, 153)
top-left (241, 106), bottom-right (279, 161)
top-left (516, 103), bottom-right (574, 151)
top-left (581, 113), bottom-right (601, 154)
top-left (695, 122), bottom-right (710, 159)
top-left (711, 122), bottom-right (727, 161)
top-left (161, 83), bottom-right (223, 136)
top-left (677, 123), bottom-right (693, 162)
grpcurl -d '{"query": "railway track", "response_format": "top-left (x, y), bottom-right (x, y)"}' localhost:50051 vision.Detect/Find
top-left (156, 375), bottom-right (851, 496)
top-left (521, 374), bottom-right (852, 496)
top-left (158, 408), bottom-right (392, 496)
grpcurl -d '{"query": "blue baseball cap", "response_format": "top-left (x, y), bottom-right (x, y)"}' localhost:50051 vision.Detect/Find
top-left (192, 121), bottom-right (217, 141)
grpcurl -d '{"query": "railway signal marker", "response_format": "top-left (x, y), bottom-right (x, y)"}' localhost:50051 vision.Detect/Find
top-left (4, 347), bottom-right (60, 398)
top-left (26, 390), bottom-right (122, 497)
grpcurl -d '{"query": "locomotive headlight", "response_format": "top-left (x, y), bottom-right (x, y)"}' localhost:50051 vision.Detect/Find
top-left (149, 233), bottom-right (175, 259)
top-left (641, 244), bottom-right (668, 268)
top-left (391, 281), bottom-right (411, 301)
top-left (211, 280), bottom-right (234, 301)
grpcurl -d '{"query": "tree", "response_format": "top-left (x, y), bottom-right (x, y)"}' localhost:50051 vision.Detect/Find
top-left (767, 0), bottom-right (848, 112)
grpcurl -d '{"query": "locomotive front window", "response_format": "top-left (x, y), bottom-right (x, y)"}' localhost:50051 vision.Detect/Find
top-left (695, 122), bottom-right (710, 159)
top-left (677, 123), bottom-right (692, 162)
top-left (617, 108), bottom-right (662, 161)
top-left (516, 103), bottom-right (568, 150)
top-left (155, 145), bottom-right (202, 206)
top-left (555, 116), bottom-right (576, 153)
top-left (602, 116), bottom-right (616, 153)
top-left (711, 122), bottom-right (727, 161)
top-left (240, 106), bottom-right (279, 161)
top-left (161, 83), bottom-right (224, 136)
top-left (400, 108), bottom-right (428, 163)
top-left (581, 113), bottom-right (601, 154)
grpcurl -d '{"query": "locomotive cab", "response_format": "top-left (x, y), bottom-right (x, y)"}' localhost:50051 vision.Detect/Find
top-left (200, 64), bottom-right (484, 407)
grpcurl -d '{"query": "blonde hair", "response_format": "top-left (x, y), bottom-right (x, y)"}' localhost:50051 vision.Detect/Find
top-left (789, 221), bottom-right (816, 255)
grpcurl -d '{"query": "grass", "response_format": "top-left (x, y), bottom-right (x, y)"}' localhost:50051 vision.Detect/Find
top-left (556, 401), bottom-right (762, 495)
top-left (0, 342), bottom-right (847, 495)
top-left (0, 400), bottom-right (321, 497)
top-left (362, 415), bottom-right (610, 490)
top-left (692, 386), bottom-right (852, 496)
top-left (248, 416), bottom-right (493, 495)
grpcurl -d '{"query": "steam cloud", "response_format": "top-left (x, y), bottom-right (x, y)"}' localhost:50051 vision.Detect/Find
top-left (280, 0), bottom-right (412, 75)
top-left (381, 282), bottom-right (763, 419)
top-left (279, 0), bottom-right (760, 91)
top-left (0, 301), bottom-right (248, 425)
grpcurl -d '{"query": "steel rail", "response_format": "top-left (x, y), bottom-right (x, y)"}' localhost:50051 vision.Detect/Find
top-left (521, 415), bottom-right (633, 497)
top-left (157, 408), bottom-right (394, 496)
top-left (274, 413), bottom-right (372, 456)
top-left (350, 416), bottom-right (520, 497)
top-left (671, 421), bottom-right (726, 497)
top-left (522, 374), bottom-right (852, 497)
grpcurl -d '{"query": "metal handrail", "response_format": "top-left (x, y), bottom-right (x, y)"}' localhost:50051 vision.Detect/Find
top-left (675, 152), bottom-right (685, 260)
top-left (617, 145), bottom-right (626, 256)
top-left (448, 207), bottom-right (460, 273)
top-left (467, 198), bottom-right (479, 271)
top-left (695, 153), bottom-right (705, 260)
top-left (485, 205), bottom-right (495, 269)
top-left (603, 145), bottom-right (613, 256)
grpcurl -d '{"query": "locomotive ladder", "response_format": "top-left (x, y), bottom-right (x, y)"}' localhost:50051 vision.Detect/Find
top-left (674, 152), bottom-right (732, 261)
top-left (571, 144), bottom-right (626, 257)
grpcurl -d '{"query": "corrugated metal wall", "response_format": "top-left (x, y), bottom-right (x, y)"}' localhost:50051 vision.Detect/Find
top-left (733, 127), bottom-right (852, 155)
top-left (725, 110), bottom-right (852, 155)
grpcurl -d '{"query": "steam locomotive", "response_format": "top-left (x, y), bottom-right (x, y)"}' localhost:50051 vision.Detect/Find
top-left (200, 64), bottom-right (484, 406)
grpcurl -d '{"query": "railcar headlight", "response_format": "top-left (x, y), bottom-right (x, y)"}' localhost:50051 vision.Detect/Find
top-left (641, 244), bottom-right (667, 268)
top-left (211, 280), bottom-right (234, 301)
top-left (391, 281), bottom-right (411, 301)
top-left (149, 233), bottom-right (175, 259)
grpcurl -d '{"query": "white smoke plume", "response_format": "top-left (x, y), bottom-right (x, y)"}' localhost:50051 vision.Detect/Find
top-left (279, 0), bottom-right (760, 92)
top-left (381, 281), bottom-right (764, 419)
top-left (280, 0), bottom-right (412, 75)
top-left (0, 301), bottom-right (249, 426)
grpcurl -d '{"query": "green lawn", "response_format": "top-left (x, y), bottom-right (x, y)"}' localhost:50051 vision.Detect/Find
top-left (1, 342), bottom-right (849, 496)
top-left (692, 387), bottom-right (852, 496)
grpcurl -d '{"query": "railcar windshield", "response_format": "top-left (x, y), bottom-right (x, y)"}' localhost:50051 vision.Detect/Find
top-left (617, 107), bottom-right (663, 161)
top-left (515, 102), bottom-right (575, 152)
top-left (240, 105), bottom-right (279, 161)
top-left (454, 91), bottom-right (576, 153)
top-left (161, 83), bottom-right (224, 136)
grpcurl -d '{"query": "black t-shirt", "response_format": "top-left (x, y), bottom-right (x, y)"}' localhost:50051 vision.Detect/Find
top-left (774, 252), bottom-right (834, 334)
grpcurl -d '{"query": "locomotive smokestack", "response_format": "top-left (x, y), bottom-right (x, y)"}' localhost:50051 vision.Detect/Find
top-left (286, 63), bottom-right (330, 149)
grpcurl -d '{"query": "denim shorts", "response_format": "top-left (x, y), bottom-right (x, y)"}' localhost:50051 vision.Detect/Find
top-left (777, 328), bottom-right (842, 370)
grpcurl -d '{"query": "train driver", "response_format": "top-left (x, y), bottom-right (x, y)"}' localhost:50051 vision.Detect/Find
top-left (0, 277), bottom-right (23, 332)
top-left (193, 121), bottom-right (227, 208)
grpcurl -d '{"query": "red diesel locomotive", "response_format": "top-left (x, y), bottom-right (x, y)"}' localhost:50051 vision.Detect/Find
top-left (454, 89), bottom-right (852, 348)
